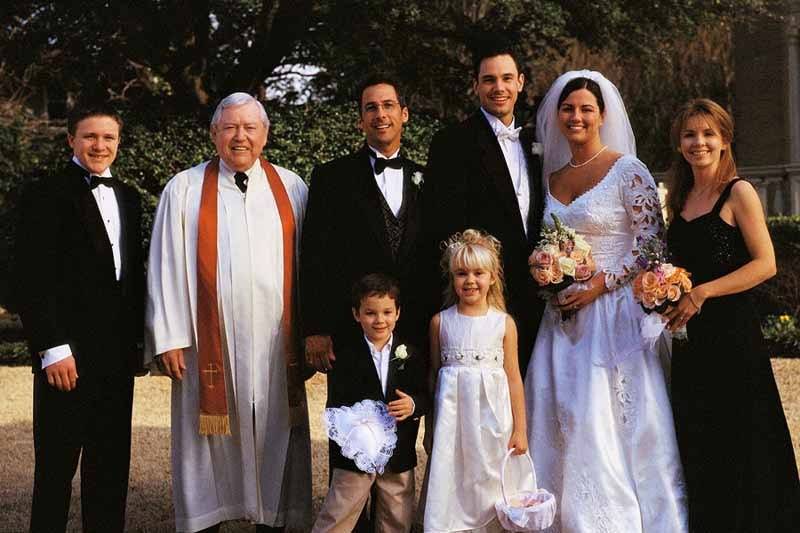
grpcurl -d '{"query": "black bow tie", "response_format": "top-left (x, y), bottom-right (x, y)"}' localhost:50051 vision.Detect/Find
top-left (234, 171), bottom-right (249, 193)
top-left (372, 156), bottom-right (404, 174)
top-left (89, 175), bottom-right (116, 189)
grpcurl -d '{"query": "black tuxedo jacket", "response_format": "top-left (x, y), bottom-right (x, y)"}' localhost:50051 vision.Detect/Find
top-left (13, 160), bottom-right (145, 377)
top-left (300, 146), bottom-right (428, 349)
top-left (327, 337), bottom-right (429, 474)
top-left (425, 112), bottom-right (546, 372)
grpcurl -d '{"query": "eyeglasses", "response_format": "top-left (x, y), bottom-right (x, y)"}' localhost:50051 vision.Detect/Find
top-left (363, 100), bottom-right (401, 114)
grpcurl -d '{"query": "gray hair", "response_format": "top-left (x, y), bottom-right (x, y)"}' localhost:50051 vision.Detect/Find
top-left (210, 92), bottom-right (270, 129)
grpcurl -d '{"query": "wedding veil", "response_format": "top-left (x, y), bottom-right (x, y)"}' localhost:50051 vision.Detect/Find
top-left (536, 70), bottom-right (636, 181)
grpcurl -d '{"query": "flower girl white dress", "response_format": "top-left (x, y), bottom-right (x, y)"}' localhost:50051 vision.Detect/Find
top-left (425, 305), bottom-right (530, 533)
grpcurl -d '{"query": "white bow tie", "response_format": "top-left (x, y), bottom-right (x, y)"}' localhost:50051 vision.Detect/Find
top-left (496, 127), bottom-right (522, 142)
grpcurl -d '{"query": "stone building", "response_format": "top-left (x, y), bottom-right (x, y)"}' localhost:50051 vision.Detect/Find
top-left (734, 0), bottom-right (800, 215)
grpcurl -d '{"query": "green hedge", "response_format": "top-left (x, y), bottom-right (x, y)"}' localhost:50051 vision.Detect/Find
top-left (0, 103), bottom-right (442, 310)
top-left (756, 216), bottom-right (800, 317)
top-left (3, 107), bottom-right (799, 357)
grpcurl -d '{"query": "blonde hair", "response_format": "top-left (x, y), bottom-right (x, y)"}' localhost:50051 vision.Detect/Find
top-left (440, 229), bottom-right (507, 311)
top-left (665, 98), bottom-right (737, 222)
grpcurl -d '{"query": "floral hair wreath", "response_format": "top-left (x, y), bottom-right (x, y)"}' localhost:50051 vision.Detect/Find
top-left (440, 229), bottom-right (503, 273)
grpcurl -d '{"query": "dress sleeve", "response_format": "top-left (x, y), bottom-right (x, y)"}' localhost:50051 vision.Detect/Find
top-left (604, 158), bottom-right (665, 290)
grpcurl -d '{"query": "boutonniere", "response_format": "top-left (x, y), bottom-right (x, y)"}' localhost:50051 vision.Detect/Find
top-left (391, 344), bottom-right (410, 370)
top-left (531, 142), bottom-right (544, 157)
top-left (411, 171), bottom-right (424, 190)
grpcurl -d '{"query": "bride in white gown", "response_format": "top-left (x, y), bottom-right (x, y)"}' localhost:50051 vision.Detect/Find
top-left (524, 70), bottom-right (688, 532)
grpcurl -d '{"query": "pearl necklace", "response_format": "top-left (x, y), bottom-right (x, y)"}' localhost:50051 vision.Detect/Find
top-left (569, 145), bottom-right (608, 168)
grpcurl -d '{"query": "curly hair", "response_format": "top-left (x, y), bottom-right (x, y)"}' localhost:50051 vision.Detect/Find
top-left (440, 229), bottom-right (507, 311)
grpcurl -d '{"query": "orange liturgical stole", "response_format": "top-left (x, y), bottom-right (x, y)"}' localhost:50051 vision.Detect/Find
top-left (196, 157), bottom-right (305, 435)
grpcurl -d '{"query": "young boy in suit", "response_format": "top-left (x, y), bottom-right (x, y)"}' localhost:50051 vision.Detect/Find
top-left (312, 273), bottom-right (429, 533)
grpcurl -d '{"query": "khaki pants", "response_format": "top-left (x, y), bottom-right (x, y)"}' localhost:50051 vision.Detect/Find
top-left (312, 468), bottom-right (415, 533)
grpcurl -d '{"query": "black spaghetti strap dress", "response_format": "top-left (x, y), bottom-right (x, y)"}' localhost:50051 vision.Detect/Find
top-left (667, 178), bottom-right (800, 532)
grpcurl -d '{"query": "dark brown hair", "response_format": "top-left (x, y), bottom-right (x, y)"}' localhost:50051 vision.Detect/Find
top-left (557, 77), bottom-right (605, 113)
top-left (471, 36), bottom-right (522, 79)
top-left (665, 98), bottom-right (737, 222)
top-left (67, 103), bottom-right (123, 136)
top-left (351, 273), bottom-right (401, 310)
top-left (355, 74), bottom-right (406, 112)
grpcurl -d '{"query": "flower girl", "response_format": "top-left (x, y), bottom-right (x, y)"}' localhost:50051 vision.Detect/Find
top-left (424, 229), bottom-right (529, 533)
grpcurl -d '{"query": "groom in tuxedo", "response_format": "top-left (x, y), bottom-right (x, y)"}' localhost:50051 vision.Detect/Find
top-left (13, 103), bottom-right (144, 532)
top-left (425, 40), bottom-right (545, 373)
top-left (301, 74), bottom-right (427, 371)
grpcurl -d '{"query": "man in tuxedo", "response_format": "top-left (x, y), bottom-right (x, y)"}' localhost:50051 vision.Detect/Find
top-left (301, 75), bottom-right (427, 532)
top-left (13, 104), bottom-right (144, 532)
top-left (425, 41), bottom-right (545, 374)
top-left (301, 74), bottom-right (427, 372)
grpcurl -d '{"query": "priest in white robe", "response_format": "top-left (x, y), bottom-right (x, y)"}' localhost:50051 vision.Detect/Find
top-left (145, 92), bottom-right (312, 533)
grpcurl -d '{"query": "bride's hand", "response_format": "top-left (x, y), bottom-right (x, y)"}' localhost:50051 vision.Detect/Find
top-left (557, 272), bottom-right (607, 313)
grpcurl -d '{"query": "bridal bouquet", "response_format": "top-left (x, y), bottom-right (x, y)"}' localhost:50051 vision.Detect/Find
top-left (631, 236), bottom-right (692, 342)
top-left (529, 214), bottom-right (596, 316)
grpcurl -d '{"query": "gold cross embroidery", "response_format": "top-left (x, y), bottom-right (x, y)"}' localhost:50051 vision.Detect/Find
top-left (202, 363), bottom-right (220, 389)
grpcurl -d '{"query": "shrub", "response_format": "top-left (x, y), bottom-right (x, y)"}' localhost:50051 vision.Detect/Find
top-left (0, 341), bottom-right (28, 366)
top-left (761, 314), bottom-right (800, 358)
top-left (0, 101), bottom-right (442, 310)
top-left (754, 216), bottom-right (800, 320)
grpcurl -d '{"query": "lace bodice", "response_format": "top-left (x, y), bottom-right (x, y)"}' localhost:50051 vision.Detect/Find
top-left (439, 305), bottom-right (506, 368)
top-left (544, 155), bottom-right (664, 290)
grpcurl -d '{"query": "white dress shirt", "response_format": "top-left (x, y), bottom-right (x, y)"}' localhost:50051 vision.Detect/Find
top-left (365, 334), bottom-right (393, 396)
top-left (40, 157), bottom-right (122, 368)
top-left (368, 146), bottom-right (404, 217)
top-left (480, 108), bottom-right (531, 235)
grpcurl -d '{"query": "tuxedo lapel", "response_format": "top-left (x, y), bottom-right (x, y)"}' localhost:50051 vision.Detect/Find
top-left (384, 338), bottom-right (399, 402)
top-left (67, 164), bottom-right (116, 281)
top-left (471, 113), bottom-right (526, 239)
top-left (353, 148), bottom-right (394, 263)
top-left (520, 127), bottom-right (545, 245)
top-left (395, 163), bottom-right (420, 267)
top-left (111, 181), bottom-right (129, 281)
top-left (356, 337), bottom-right (386, 401)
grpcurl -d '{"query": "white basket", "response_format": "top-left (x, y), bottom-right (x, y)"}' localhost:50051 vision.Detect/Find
top-left (494, 448), bottom-right (557, 531)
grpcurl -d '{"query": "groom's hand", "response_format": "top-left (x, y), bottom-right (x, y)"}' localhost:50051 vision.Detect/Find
top-left (305, 335), bottom-right (335, 372)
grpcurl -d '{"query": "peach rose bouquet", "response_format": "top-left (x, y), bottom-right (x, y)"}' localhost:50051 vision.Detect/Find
top-left (529, 214), bottom-right (596, 317)
top-left (631, 236), bottom-right (692, 342)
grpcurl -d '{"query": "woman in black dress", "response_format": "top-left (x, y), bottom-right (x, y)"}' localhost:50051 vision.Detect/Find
top-left (664, 98), bottom-right (799, 532)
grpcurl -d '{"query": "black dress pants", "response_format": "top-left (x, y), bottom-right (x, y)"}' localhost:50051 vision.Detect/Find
top-left (30, 369), bottom-right (134, 533)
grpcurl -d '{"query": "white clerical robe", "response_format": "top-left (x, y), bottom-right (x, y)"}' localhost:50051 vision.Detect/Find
top-left (145, 159), bottom-right (311, 532)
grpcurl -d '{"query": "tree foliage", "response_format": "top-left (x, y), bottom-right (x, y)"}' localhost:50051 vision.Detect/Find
top-left (1, 0), bottom-right (771, 117)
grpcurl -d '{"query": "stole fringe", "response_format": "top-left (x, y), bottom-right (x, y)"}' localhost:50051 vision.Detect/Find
top-left (199, 414), bottom-right (231, 436)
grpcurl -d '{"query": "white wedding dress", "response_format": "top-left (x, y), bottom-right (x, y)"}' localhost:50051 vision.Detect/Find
top-left (524, 155), bottom-right (688, 533)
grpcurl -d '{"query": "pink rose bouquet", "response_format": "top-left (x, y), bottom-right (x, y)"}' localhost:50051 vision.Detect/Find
top-left (528, 214), bottom-right (596, 309)
top-left (631, 236), bottom-right (692, 314)
top-left (631, 236), bottom-right (693, 342)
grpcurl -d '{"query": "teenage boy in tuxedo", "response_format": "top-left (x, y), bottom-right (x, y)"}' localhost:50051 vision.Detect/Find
top-left (13, 103), bottom-right (144, 532)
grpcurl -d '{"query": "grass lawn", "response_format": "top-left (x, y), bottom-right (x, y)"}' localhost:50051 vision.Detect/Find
top-left (1, 360), bottom-right (798, 532)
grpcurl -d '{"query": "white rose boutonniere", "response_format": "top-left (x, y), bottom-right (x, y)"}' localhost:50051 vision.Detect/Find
top-left (411, 171), bottom-right (424, 190)
top-left (392, 344), bottom-right (410, 369)
top-left (531, 142), bottom-right (544, 157)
